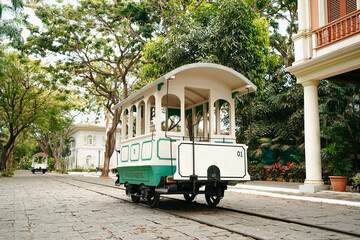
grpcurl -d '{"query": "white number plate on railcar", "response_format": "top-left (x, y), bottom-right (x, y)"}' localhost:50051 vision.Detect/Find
top-left (173, 141), bottom-right (250, 181)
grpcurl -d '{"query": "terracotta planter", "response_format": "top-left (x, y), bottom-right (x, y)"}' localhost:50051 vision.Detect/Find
top-left (329, 176), bottom-right (348, 192)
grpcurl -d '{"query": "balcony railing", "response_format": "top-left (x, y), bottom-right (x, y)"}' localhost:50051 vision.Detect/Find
top-left (314, 9), bottom-right (360, 49)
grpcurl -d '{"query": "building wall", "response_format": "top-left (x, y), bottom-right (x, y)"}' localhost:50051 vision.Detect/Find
top-left (68, 127), bottom-right (121, 170)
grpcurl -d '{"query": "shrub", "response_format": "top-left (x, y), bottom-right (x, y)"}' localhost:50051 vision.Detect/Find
top-left (1, 168), bottom-right (15, 177)
top-left (68, 167), bottom-right (85, 172)
top-left (48, 157), bottom-right (55, 171)
top-left (249, 162), bottom-right (305, 182)
top-left (55, 169), bottom-right (68, 174)
top-left (286, 163), bottom-right (306, 182)
top-left (18, 158), bottom-right (32, 170)
top-left (248, 163), bottom-right (267, 180)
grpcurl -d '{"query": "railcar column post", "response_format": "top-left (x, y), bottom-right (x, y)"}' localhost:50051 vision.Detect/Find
top-left (299, 80), bottom-right (327, 193)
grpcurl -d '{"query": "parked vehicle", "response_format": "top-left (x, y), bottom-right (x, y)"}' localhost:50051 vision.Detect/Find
top-left (31, 153), bottom-right (48, 174)
top-left (114, 63), bottom-right (255, 207)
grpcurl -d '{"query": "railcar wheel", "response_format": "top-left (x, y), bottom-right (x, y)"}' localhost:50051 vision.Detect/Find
top-left (131, 186), bottom-right (141, 203)
top-left (205, 186), bottom-right (221, 207)
top-left (147, 193), bottom-right (160, 208)
top-left (131, 195), bottom-right (141, 203)
top-left (183, 193), bottom-right (197, 202)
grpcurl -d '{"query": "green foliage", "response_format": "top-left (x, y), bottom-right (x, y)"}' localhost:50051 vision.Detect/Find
top-left (351, 173), bottom-right (360, 187)
top-left (248, 163), bottom-right (267, 180)
top-left (322, 143), bottom-right (352, 177)
top-left (18, 157), bottom-right (31, 170)
top-left (48, 157), bottom-right (55, 171)
top-left (141, 0), bottom-right (271, 88)
top-left (248, 162), bottom-right (305, 182)
top-left (67, 167), bottom-right (85, 172)
top-left (0, 0), bottom-right (27, 44)
top-left (0, 47), bottom-right (52, 170)
top-left (1, 168), bottom-right (15, 177)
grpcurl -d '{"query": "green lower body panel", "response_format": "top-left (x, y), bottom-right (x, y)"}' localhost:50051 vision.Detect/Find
top-left (117, 165), bottom-right (176, 186)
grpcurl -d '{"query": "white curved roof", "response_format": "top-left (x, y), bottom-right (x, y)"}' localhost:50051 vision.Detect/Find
top-left (32, 153), bottom-right (48, 158)
top-left (113, 63), bottom-right (257, 110)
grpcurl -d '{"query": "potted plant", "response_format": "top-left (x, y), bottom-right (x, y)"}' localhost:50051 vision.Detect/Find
top-left (322, 143), bottom-right (352, 192)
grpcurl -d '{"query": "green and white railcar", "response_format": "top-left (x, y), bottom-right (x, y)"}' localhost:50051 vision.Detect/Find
top-left (114, 63), bottom-right (255, 207)
top-left (31, 153), bottom-right (48, 174)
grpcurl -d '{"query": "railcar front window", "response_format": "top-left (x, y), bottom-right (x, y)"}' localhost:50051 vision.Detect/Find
top-left (214, 99), bottom-right (230, 135)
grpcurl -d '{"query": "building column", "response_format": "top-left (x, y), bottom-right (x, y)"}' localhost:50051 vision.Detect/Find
top-left (299, 80), bottom-right (328, 193)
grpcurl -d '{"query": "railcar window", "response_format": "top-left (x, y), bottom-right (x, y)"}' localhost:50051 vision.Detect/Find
top-left (147, 96), bottom-right (156, 133)
top-left (139, 101), bottom-right (145, 135)
top-left (184, 87), bottom-right (210, 140)
top-left (131, 105), bottom-right (137, 137)
top-left (195, 103), bottom-right (209, 140)
top-left (123, 109), bottom-right (129, 139)
top-left (214, 99), bottom-right (230, 135)
top-left (161, 94), bottom-right (181, 132)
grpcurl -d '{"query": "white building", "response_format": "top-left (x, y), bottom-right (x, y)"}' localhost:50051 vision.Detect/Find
top-left (287, 0), bottom-right (360, 192)
top-left (67, 124), bottom-right (121, 170)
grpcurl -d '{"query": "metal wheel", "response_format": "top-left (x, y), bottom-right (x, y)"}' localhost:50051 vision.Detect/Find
top-left (183, 193), bottom-right (197, 202)
top-left (131, 185), bottom-right (141, 203)
top-left (147, 192), bottom-right (160, 208)
top-left (205, 186), bottom-right (221, 207)
top-left (131, 194), bottom-right (141, 203)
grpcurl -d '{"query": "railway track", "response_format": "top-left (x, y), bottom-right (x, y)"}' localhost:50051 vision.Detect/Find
top-left (56, 176), bottom-right (360, 240)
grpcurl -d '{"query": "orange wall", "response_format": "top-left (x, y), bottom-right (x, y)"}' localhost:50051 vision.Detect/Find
top-left (311, 0), bottom-right (319, 29)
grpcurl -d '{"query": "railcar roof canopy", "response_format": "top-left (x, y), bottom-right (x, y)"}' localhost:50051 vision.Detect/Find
top-left (113, 63), bottom-right (256, 110)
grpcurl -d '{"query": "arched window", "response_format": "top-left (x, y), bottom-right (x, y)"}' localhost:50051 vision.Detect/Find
top-left (147, 96), bottom-right (156, 133)
top-left (161, 94), bottom-right (181, 132)
top-left (139, 101), bottom-right (145, 135)
top-left (214, 99), bottom-right (230, 135)
top-left (124, 109), bottom-right (129, 139)
top-left (131, 105), bottom-right (137, 137)
top-left (86, 155), bottom-right (92, 165)
top-left (87, 135), bottom-right (93, 145)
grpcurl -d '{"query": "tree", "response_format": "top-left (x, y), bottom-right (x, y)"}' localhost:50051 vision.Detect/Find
top-left (0, 48), bottom-right (52, 170)
top-left (320, 81), bottom-right (360, 159)
top-left (141, 0), bottom-right (271, 89)
top-left (27, 0), bottom-right (157, 177)
top-left (0, 0), bottom-right (24, 44)
top-left (32, 90), bottom-right (81, 169)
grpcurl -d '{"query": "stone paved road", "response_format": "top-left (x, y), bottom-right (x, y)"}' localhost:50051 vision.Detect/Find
top-left (0, 171), bottom-right (250, 240)
top-left (61, 173), bottom-right (360, 240)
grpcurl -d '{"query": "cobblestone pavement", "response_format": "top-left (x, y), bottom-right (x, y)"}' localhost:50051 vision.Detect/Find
top-left (63, 173), bottom-right (360, 239)
top-left (0, 171), bottom-right (249, 240)
top-left (1, 171), bottom-right (360, 240)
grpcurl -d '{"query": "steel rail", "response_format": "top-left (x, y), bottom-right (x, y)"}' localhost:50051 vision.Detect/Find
top-left (56, 178), bottom-right (264, 240)
top-left (59, 177), bottom-right (360, 239)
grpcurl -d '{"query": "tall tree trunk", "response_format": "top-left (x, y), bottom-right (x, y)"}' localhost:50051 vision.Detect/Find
top-left (1, 136), bottom-right (15, 171)
top-left (50, 133), bottom-right (65, 169)
top-left (101, 108), bottom-right (121, 178)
